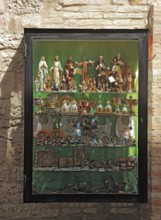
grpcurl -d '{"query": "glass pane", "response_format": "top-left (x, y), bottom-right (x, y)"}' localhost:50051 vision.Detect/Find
top-left (32, 39), bottom-right (139, 195)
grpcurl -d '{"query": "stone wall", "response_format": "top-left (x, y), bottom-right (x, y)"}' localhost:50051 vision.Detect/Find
top-left (0, 0), bottom-right (161, 219)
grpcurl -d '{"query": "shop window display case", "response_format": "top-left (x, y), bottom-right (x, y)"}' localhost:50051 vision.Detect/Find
top-left (24, 29), bottom-right (148, 202)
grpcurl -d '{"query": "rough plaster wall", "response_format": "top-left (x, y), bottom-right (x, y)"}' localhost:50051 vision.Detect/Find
top-left (0, 0), bottom-right (161, 219)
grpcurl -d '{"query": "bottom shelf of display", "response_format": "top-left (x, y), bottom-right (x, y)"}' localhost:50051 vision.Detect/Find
top-left (33, 167), bottom-right (137, 172)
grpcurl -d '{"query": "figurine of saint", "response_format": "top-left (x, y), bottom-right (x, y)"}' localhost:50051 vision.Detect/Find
top-left (127, 74), bottom-right (133, 92)
top-left (111, 53), bottom-right (125, 79)
top-left (75, 56), bottom-right (94, 84)
top-left (35, 77), bottom-right (39, 92)
top-left (65, 55), bottom-right (75, 90)
top-left (95, 55), bottom-right (106, 85)
top-left (45, 73), bottom-right (51, 92)
top-left (95, 55), bottom-right (106, 75)
top-left (50, 55), bottom-right (63, 86)
top-left (38, 56), bottom-right (48, 83)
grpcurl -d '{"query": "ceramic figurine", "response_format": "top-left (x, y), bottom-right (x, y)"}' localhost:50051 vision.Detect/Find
top-left (39, 74), bottom-right (44, 92)
top-left (95, 55), bottom-right (106, 75)
top-left (118, 73), bottom-right (123, 92)
top-left (75, 56), bottom-right (94, 84)
top-left (89, 77), bottom-right (96, 92)
top-left (105, 82), bottom-right (109, 92)
top-left (38, 56), bottom-right (48, 83)
top-left (74, 121), bottom-right (82, 141)
top-left (70, 100), bottom-right (78, 113)
top-left (89, 107), bottom-right (94, 115)
top-left (95, 55), bottom-right (106, 85)
top-left (60, 77), bottom-right (67, 91)
top-left (97, 101), bottom-right (103, 113)
top-left (50, 55), bottom-right (63, 87)
top-left (61, 100), bottom-right (69, 112)
top-left (105, 101), bottom-right (112, 113)
top-left (97, 79), bottom-right (102, 92)
top-left (81, 109), bottom-right (88, 115)
top-left (127, 74), bottom-right (133, 92)
top-left (80, 80), bottom-right (87, 92)
top-left (65, 55), bottom-right (75, 90)
top-left (45, 73), bottom-right (51, 92)
top-left (122, 104), bottom-right (128, 115)
top-left (112, 53), bottom-right (125, 71)
top-left (35, 77), bottom-right (39, 92)
top-left (115, 105), bottom-right (120, 115)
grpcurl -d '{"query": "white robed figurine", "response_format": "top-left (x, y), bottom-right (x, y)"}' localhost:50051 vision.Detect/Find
top-left (50, 55), bottom-right (63, 86)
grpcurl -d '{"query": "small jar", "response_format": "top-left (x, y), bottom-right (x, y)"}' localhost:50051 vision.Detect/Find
top-left (70, 100), bottom-right (78, 112)
top-left (105, 101), bottom-right (112, 113)
top-left (61, 100), bottom-right (68, 112)
top-left (97, 101), bottom-right (103, 113)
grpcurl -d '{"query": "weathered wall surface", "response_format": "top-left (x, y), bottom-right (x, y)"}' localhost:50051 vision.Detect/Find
top-left (0, 0), bottom-right (161, 219)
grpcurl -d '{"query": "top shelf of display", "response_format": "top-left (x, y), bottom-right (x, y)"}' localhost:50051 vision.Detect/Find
top-left (34, 54), bottom-right (138, 94)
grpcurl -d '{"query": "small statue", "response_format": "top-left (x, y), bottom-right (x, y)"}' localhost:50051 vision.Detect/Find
top-left (118, 73), bottom-right (123, 92)
top-left (35, 77), bottom-right (39, 92)
top-left (45, 73), bottom-right (51, 92)
top-left (122, 104), bottom-right (128, 115)
top-left (75, 56), bottom-right (94, 84)
top-left (60, 77), bottom-right (67, 91)
top-left (61, 100), bottom-right (70, 112)
top-left (65, 55), bottom-right (75, 90)
top-left (115, 105), bottom-right (121, 115)
top-left (74, 121), bottom-right (82, 142)
top-left (127, 74), bottom-right (133, 92)
top-left (105, 101), bottom-right (112, 113)
top-left (79, 80), bottom-right (87, 92)
top-left (38, 56), bottom-right (48, 83)
top-left (70, 100), bottom-right (78, 113)
top-left (95, 55), bottom-right (106, 85)
top-left (97, 101), bottom-right (103, 113)
top-left (50, 55), bottom-right (63, 87)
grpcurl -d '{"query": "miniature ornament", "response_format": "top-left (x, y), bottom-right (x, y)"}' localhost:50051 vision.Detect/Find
top-left (70, 100), bottom-right (78, 113)
top-left (115, 105), bottom-right (120, 115)
top-left (35, 78), bottom-right (39, 92)
top-left (127, 74), bottom-right (133, 92)
top-left (61, 100), bottom-right (69, 112)
top-left (89, 107), bottom-right (94, 115)
top-left (81, 109), bottom-right (88, 115)
top-left (105, 100), bottom-right (112, 113)
top-left (122, 104), bottom-right (128, 115)
top-left (97, 101), bottom-right (103, 113)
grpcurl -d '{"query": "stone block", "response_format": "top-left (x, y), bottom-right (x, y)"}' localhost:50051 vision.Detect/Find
top-left (62, 207), bottom-right (81, 214)
top-left (22, 15), bottom-right (42, 28)
top-left (60, 0), bottom-right (88, 6)
top-left (88, 0), bottom-right (108, 4)
top-left (103, 12), bottom-right (146, 19)
top-left (3, 13), bottom-right (22, 34)
top-left (112, 0), bottom-right (129, 4)
top-left (0, 0), bottom-right (7, 14)
top-left (0, 204), bottom-right (59, 219)
top-left (0, 183), bottom-right (23, 203)
top-left (113, 19), bottom-right (131, 25)
top-left (83, 207), bottom-right (97, 214)
top-left (0, 15), bottom-right (5, 34)
top-left (7, 0), bottom-right (43, 14)
top-left (63, 12), bottom-right (88, 19)
top-left (117, 5), bottom-right (149, 13)
top-left (0, 146), bottom-right (7, 165)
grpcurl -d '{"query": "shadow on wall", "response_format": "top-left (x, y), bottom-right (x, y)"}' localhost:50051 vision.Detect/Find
top-left (0, 37), bottom-right (24, 195)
